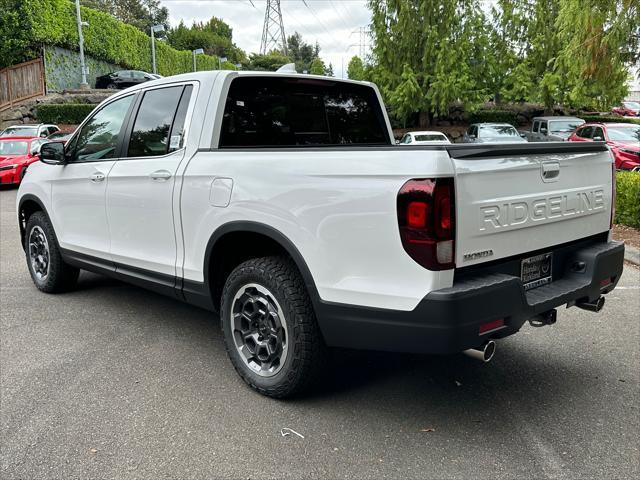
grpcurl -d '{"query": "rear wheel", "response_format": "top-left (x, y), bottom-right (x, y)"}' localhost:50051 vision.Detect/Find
top-left (25, 212), bottom-right (79, 293)
top-left (221, 256), bottom-right (326, 398)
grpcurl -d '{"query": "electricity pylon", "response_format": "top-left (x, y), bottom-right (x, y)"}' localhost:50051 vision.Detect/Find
top-left (260, 0), bottom-right (287, 55)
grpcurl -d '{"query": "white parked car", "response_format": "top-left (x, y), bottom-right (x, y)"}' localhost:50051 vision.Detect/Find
top-left (399, 131), bottom-right (450, 145)
top-left (17, 71), bottom-right (624, 398)
top-left (0, 123), bottom-right (60, 138)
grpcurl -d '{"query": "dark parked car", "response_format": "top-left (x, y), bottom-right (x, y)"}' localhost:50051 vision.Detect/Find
top-left (95, 70), bottom-right (160, 90)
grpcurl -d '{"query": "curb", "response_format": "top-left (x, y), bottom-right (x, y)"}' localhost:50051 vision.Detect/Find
top-left (624, 244), bottom-right (640, 266)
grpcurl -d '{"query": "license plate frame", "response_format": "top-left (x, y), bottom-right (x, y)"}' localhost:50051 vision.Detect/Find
top-left (521, 253), bottom-right (553, 291)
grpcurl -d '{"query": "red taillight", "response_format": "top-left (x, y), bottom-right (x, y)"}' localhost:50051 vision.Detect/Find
top-left (479, 318), bottom-right (505, 335)
top-left (397, 178), bottom-right (455, 270)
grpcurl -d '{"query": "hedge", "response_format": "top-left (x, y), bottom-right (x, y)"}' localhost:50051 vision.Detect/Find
top-left (615, 171), bottom-right (640, 229)
top-left (0, 0), bottom-right (220, 74)
top-left (580, 115), bottom-right (640, 125)
top-left (468, 110), bottom-right (519, 126)
top-left (36, 104), bottom-right (96, 125)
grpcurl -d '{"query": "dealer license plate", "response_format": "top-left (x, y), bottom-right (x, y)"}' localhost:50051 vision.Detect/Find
top-left (521, 253), bottom-right (552, 291)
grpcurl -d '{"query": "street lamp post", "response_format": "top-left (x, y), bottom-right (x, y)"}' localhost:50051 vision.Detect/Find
top-left (74, 0), bottom-right (89, 89)
top-left (150, 24), bottom-right (165, 75)
top-left (193, 48), bottom-right (204, 72)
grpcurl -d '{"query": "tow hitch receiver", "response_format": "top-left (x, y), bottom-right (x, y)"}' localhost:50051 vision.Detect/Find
top-left (528, 309), bottom-right (557, 327)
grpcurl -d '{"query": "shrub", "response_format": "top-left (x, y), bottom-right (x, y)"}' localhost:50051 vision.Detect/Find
top-left (615, 171), bottom-right (640, 228)
top-left (580, 115), bottom-right (640, 125)
top-left (36, 104), bottom-right (96, 124)
top-left (0, 0), bottom-right (220, 74)
top-left (468, 110), bottom-right (519, 126)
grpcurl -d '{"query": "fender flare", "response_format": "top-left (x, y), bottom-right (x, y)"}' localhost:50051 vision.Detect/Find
top-left (17, 194), bottom-right (50, 250)
top-left (203, 221), bottom-right (321, 307)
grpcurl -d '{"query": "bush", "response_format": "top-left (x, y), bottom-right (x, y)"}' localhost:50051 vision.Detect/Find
top-left (0, 0), bottom-right (220, 74)
top-left (615, 171), bottom-right (640, 228)
top-left (468, 110), bottom-right (519, 126)
top-left (36, 104), bottom-right (95, 124)
top-left (580, 115), bottom-right (640, 125)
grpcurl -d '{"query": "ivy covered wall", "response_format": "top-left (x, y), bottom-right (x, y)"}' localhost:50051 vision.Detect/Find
top-left (0, 0), bottom-right (220, 74)
top-left (44, 46), bottom-right (122, 91)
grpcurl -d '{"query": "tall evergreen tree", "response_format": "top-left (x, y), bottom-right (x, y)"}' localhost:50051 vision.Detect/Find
top-left (347, 56), bottom-right (365, 80)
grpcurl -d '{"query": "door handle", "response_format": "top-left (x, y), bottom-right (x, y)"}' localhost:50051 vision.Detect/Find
top-left (89, 172), bottom-right (105, 182)
top-left (149, 170), bottom-right (172, 181)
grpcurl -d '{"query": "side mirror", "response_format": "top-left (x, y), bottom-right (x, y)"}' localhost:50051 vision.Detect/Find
top-left (39, 141), bottom-right (66, 165)
top-left (593, 136), bottom-right (603, 141)
top-left (395, 139), bottom-right (400, 145)
top-left (519, 132), bottom-right (526, 138)
top-left (469, 134), bottom-right (476, 139)
top-left (540, 127), bottom-right (548, 134)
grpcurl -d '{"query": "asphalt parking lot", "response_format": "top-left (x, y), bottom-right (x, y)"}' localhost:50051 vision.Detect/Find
top-left (1, 187), bottom-right (639, 479)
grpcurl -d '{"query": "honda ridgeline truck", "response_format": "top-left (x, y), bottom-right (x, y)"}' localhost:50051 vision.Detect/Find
top-left (18, 70), bottom-right (624, 397)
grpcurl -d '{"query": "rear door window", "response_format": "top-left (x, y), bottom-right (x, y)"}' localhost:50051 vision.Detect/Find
top-left (577, 126), bottom-right (593, 139)
top-left (592, 127), bottom-right (604, 140)
top-left (219, 77), bottom-right (389, 147)
top-left (532, 120), bottom-right (540, 133)
top-left (126, 85), bottom-right (192, 157)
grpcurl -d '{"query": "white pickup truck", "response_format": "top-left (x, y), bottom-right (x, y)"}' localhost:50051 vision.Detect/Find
top-left (18, 70), bottom-right (624, 398)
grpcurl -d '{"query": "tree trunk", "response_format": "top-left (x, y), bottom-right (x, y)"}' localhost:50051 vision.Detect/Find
top-left (419, 111), bottom-right (431, 128)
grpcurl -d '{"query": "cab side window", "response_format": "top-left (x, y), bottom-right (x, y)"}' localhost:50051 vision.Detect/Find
top-left (577, 126), bottom-right (593, 139)
top-left (68, 95), bottom-right (134, 163)
top-left (592, 127), bottom-right (604, 140)
top-left (532, 120), bottom-right (540, 133)
top-left (540, 121), bottom-right (548, 132)
top-left (126, 85), bottom-right (192, 158)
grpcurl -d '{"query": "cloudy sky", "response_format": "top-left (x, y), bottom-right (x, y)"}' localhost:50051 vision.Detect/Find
top-left (162, 0), bottom-right (372, 78)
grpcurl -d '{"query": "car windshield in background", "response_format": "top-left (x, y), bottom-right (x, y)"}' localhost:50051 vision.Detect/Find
top-left (479, 125), bottom-right (518, 137)
top-left (623, 102), bottom-right (640, 109)
top-left (1, 127), bottom-right (38, 137)
top-left (549, 121), bottom-right (582, 132)
top-left (607, 126), bottom-right (640, 142)
top-left (0, 140), bottom-right (29, 155)
top-left (414, 134), bottom-right (446, 142)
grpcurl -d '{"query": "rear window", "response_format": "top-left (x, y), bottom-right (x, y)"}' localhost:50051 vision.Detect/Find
top-left (219, 77), bottom-right (389, 148)
top-left (479, 125), bottom-right (519, 137)
top-left (1, 126), bottom-right (38, 137)
top-left (414, 134), bottom-right (446, 142)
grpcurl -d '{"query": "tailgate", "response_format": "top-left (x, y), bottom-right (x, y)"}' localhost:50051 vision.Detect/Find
top-left (447, 143), bottom-right (613, 267)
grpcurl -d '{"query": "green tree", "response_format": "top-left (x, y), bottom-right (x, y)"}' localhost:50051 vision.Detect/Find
top-left (553, 0), bottom-right (639, 109)
top-left (166, 18), bottom-right (246, 64)
top-left (325, 62), bottom-right (334, 77)
top-left (286, 32), bottom-right (318, 73)
top-left (368, 0), bottom-right (489, 126)
top-left (81, 0), bottom-right (169, 33)
top-left (347, 56), bottom-right (365, 80)
top-left (247, 51), bottom-right (291, 71)
top-left (309, 57), bottom-right (326, 75)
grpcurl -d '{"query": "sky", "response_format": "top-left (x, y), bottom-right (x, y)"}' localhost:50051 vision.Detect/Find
top-left (162, 0), bottom-right (372, 78)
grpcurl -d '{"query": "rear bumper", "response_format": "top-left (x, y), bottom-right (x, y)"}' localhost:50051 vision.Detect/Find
top-left (317, 240), bottom-right (624, 354)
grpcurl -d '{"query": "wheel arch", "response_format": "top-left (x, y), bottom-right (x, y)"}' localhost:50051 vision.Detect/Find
top-left (201, 221), bottom-right (321, 313)
top-left (18, 194), bottom-right (49, 251)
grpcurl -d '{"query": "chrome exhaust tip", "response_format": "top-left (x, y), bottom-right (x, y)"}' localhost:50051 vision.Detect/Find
top-left (576, 296), bottom-right (605, 313)
top-left (463, 340), bottom-right (496, 363)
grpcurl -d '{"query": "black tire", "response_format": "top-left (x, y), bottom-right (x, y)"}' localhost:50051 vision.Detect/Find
top-left (221, 256), bottom-right (326, 398)
top-left (106, 82), bottom-right (118, 90)
top-left (25, 211), bottom-right (79, 293)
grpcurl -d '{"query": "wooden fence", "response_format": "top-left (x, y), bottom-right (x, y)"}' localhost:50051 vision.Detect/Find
top-left (0, 58), bottom-right (46, 112)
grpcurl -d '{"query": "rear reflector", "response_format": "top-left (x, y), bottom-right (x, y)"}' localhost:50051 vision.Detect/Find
top-left (397, 178), bottom-right (456, 270)
top-left (479, 319), bottom-right (505, 335)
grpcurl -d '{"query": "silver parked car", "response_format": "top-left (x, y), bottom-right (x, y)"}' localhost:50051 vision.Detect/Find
top-left (462, 123), bottom-right (527, 143)
top-left (525, 116), bottom-right (584, 142)
top-left (0, 124), bottom-right (60, 138)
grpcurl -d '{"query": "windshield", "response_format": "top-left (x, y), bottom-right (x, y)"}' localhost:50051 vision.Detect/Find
top-left (607, 126), bottom-right (640, 142)
top-left (479, 125), bottom-right (519, 137)
top-left (623, 102), bottom-right (640, 109)
top-left (0, 140), bottom-right (29, 155)
top-left (1, 126), bottom-right (38, 137)
top-left (414, 134), bottom-right (447, 142)
top-left (549, 120), bottom-right (582, 133)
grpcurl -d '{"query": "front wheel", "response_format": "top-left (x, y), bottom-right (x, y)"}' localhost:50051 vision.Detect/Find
top-left (221, 256), bottom-right (326, 398)
top-left (25, 211), bottom-right (79, 293)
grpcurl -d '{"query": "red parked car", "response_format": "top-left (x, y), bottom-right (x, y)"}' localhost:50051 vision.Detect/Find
top-left (612, 101), bottom-right (640, 117)
top-left (0, 137), bottom-right (48, 186)
top-left (569, 123), bottom-right (640, 171)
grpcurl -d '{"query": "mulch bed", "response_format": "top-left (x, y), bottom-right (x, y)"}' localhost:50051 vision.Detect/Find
top-left (613, 224), bottom-right (640, 251)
